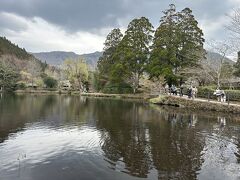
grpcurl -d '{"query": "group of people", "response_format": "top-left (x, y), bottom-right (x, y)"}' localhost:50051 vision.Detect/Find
top-left (164, 83), bottom-right (228, 103)
top-left (164, 84), bottom-right (178, 95)
top-left (213, 88), bottom-right (226, 102)
top-left (164, 84), bottom-right (198, 99)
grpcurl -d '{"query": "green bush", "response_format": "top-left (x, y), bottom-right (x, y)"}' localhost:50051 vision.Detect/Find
top-left (102, 82), bottom-right (133, 94)
top-left (43, 76), bottom-right (58, 88)
top-left (17, 82), bottom-right (26, 90)
top-left (197, 86), bottom-right (240, 101)
top-left (197, 87), bottom-right (215, 99)
top-left (225, 90), bottom-right (240, 101)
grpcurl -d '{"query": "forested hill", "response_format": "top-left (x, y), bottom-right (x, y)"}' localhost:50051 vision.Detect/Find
top-left (0, 36), bottom-right (43, 73)
top-left (0, 36), bottom-right (47, 91)
top-left (0, 36), bottom-right (32, 59)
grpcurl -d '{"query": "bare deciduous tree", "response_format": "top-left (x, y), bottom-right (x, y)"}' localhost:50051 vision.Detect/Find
top-left (63, 58), bottom-right (88, 93)
top-left (227, 9), bottom-right (240, 38)
top-left (27, 60), bottom-right (42, 87)
top-left (207, 40), bottom-right (232, 88)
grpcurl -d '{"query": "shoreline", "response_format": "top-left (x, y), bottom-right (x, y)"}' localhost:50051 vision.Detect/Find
top-left (13, 90), bottom-right (156, 100)
top-left (10, 90), bottom-right (240, 114)
top-left (150, 95), bottom-right (240, 114)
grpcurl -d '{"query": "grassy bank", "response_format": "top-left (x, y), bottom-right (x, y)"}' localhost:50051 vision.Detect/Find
top-left (150, 95), bottom-right (240, 114)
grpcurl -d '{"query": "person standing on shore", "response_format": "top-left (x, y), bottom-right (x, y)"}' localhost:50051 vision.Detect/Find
top-left (220, 90), bottom-right (226, 102)
top-left (188, 86), bottom-right (192, 99)
top-left (214, 88), bottom-right (223, 102)
top-left (164, 84), bottom-right (169, 95)
top-left (171, 85), bottom-right (177, 95)
top-left (192, 86), bottom-right (198, 99)
top-left (180, 84), bottom-right (184, 97)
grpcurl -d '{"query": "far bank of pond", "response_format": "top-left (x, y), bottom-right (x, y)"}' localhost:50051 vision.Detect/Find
top-left (14, 89), bottom-right (155, 99)
top-left (13, 90), bottom-right (240, 114)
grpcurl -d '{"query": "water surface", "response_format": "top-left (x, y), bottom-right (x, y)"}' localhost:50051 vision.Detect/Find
top-left (0, 95), bottom-right (240, 180)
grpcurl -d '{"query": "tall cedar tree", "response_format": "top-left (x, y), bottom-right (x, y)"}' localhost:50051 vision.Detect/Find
top-left (115, 17), bottom-right (154, 93)
top-left (97, 28), bottom-right (123, 83)
top-left (148, 4), bottom-right (205, 85)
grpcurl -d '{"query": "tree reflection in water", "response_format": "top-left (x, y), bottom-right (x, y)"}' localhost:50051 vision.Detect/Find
top-left (96, 100), bottom-right (206, 179)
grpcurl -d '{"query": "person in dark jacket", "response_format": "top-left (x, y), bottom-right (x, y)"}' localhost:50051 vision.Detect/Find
top-left (188, 86), bottom-right (192, 99)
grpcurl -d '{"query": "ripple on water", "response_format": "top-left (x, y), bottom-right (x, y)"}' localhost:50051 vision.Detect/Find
top-left (0, 124), bottom-right (103, 173)
top-left (198, 132), bottom-right (240, 179)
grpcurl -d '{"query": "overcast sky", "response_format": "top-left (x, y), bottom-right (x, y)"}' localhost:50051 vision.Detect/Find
top-left (0, 0), bottom-right (239, 54)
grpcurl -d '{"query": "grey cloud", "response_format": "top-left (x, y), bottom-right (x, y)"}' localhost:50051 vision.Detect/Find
top-left (0, 0), bottom-right (238, 37)
top-left (0, 0), bottom-right (130, 32)
top-left (0, 12), bottom-right (28, 32)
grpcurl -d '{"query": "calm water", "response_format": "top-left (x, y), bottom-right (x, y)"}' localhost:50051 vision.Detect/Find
top-left (0, 95), bottom-right (240, 180)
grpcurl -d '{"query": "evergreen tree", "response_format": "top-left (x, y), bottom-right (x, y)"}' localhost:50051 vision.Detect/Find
top-left (117, 17), bottom-right (154, 93)
top-left (148, 4), bottom-right (205, 85)
top-left (97, 28), bottom-right (123, 81)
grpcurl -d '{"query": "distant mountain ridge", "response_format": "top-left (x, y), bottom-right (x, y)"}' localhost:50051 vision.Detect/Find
top-left (32, 51), bottom-right (103, 69)
top-left (33, 50), bottom-right (235, 71)
top-left (205, 51), bottom-right (235, 70)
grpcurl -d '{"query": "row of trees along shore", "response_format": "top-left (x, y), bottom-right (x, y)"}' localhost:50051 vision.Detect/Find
top-left (97, 4), bottom-right (205, 94)
top-left (0, 57), bottom-right (89, 92)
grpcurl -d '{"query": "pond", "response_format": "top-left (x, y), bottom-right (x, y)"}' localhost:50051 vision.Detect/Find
top-left (0, 94), bottom-right (240, 180)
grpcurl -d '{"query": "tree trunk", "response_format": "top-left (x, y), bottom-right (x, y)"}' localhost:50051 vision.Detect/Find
top-left (78, 78), bottom-right (82, 95)
top-left (133, 73), bottom-right (139, 94)
top-left (133, 87), bottom-right (136, 94)
top-left (217, 73), bottom-right (221, 89)
top-left (2, 75), bottom-right (5, 92)
top-left (31, 77), bottom-right (34, 90)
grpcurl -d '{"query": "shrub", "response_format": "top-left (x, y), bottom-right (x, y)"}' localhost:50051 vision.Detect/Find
top-left (43, 76), bottom-right (58, 88)
top-left (225, 90), bottom-right (240, 101)
top-left (197, 86), bottom-right (240, 101)
top-left (17, 82), bottom-right (26, 90)
top-left (102, 82), bottom-right (133, 94)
